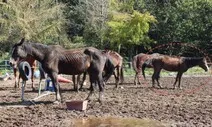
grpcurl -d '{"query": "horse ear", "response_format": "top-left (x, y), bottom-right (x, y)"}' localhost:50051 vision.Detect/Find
top-left (18, 38), bottom-right (25, 46)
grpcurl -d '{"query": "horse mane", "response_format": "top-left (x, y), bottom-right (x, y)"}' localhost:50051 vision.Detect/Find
top-left (22, 41), bottom-right (49, 56)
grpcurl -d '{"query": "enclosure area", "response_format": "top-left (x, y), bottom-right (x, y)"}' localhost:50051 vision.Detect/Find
top-left (0, 74), bottom-right (211, 126)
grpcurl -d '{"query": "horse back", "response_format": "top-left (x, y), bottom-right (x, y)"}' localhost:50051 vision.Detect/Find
top-left (154, 55), bottom-right (182, 71)
top-left (103, 50), bottom-right (123, 67)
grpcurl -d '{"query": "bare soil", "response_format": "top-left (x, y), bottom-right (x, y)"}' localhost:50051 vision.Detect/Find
top-left (0, 75), bottom-right (212, 127)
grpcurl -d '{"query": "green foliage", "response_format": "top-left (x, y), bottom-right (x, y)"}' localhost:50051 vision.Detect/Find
top-left (106, 0), bottom-right (156, 51)
top-left (136, 0), bottom-right (212, 55)
top-left (0, 0), bottom-right (69, 54)
top-left (0, 0), bottom-right (210, 59)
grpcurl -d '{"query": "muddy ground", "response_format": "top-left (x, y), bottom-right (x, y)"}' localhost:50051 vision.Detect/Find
top-left (0, 75), bottom-right (212, 127)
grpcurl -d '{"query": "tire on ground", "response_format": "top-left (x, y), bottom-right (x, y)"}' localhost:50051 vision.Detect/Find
top-left (18, 61), bottom-right (32, 81)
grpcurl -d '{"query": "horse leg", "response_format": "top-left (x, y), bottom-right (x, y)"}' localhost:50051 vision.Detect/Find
top-left (115, 67), bottom-right (120, 88)
top-left (86, 78), bottom-right (95, 101)
top-left (49, 72), bottom-right (61, 103)
top-left (18, 74), bottom-right (21, 88)
top-left (177, 72), bottom-right (183, 89)
top-left (134, 72), bottom-right (138, 86)
top-left (155, 70), bottom-right (162, 88)
top-left (97, 74), bottom-right (104, 103)
top-left (152, 72), bottom-right (156, 88)
top-left (76, 74), bottom-right (81, 92)
top-left (31, 68), bottom-right (35, 91)
top-left (114, 68), bottom-right (119, 88)
top-left (72, 75), bottom-right (76, 91)
top-left (137, 72), bottom-right (141, 85)
top-left (173, 72), bottom-right (180, 89)
top-left (79, 72), bottom-right (87, 90)
top-left (14, 68), bottom-right (18, 88)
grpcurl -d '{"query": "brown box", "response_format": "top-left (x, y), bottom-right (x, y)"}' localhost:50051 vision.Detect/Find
top-left (66, 100), bottom-right (88, 111)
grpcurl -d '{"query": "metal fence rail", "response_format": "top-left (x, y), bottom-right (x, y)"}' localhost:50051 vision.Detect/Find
top-left (0, 60), bottom-right (12, 71)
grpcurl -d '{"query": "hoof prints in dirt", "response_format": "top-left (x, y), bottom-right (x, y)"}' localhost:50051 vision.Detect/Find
top-left (0, 76), bottom-right (211, 126)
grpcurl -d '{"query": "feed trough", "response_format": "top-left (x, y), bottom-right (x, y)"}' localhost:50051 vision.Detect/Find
top-left (66, 100), bottom-right (88, 111)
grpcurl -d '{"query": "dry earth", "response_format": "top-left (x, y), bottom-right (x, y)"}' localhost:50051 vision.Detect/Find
top-left (0, 75), bottom-right (212, 127)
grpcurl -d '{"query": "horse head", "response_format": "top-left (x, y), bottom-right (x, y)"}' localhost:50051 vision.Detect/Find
top-left (199, 57), bottom-right (209, 72)
top-left (9, 38), bottom-right (27, 68)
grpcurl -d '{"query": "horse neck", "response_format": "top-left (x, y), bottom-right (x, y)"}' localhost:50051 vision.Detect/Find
top-left (24, 43), bottom-right (48, 62)
top-left (183, 57), bottom-right (202, 68)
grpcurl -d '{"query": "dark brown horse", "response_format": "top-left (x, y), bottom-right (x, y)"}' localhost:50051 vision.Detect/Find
top-left (132, 53), bottom-right (160, 85)
top-left (10, 38), bottom-right (114, 103)
top-left (76, 50), bottom-right (124, 89)
top-left (9, 56), bottom-right (37, 90)
top-left (142, 54), bottom-right (209, 89)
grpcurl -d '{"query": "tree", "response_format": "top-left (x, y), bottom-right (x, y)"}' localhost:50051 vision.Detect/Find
top-left (62, 0), bottom-right (109, 48)
top-left (105, 0), bottom-right (156, 54)
top-left (135, 0), bottom-right (212, 55)
top-left (0, 0), bottom-right (68, 55)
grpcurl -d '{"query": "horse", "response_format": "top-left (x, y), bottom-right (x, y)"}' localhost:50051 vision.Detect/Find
top-left (142, 54), bottom-right (209, 89)
top-left (132, 53), bottom-right (160, 85)
top-left (102, 50), bottom-right (124, 88)
top-left (75, 50), bottom-right (124, 89)
top-left (9, 56), bottom-right (37, 90)
top-left (83, 47), bottom-right (114, 102)
top-left (10, 38), bottom-right (114, 103)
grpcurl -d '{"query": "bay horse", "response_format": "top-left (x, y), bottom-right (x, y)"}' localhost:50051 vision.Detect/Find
top-left (132, 53), bottom-right (160, 85)
top-left (10, 38), bottom-right (114, 103)
top-left (101, 50), bottom-right (124, 88)
top-left (9, 56), bottom-right (37, 90)
top-left (142, 54), bottom-right (209, 89)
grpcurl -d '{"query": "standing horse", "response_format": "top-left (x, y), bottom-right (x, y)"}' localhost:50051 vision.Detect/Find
top-left (132, 53), bottom-right (160, 85)
top-left (76, 50), bottom-right (124, 89)
top-left (102, 50), bottom-right (124, 88)
top-left (142, 54), bottom-right (209, 89)
top-left (10, 56), bottom-right (37, 90)
top-left (10, 38), bottom-right (114, 103)
top-left (83, 47), bottom-right (114, 102)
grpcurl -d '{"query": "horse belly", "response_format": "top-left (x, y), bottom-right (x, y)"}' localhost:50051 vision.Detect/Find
top-left (58, 62), bottom-right (88, 75)
top-left (163, 64), bottom-right (179, 72)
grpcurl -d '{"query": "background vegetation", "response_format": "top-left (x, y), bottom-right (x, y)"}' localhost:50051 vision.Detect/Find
top-left (0, 0), bottom-right (211, 61)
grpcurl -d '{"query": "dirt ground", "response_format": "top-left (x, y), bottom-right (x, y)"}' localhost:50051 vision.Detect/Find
top-left (0, 75), bottom-right (212, 127)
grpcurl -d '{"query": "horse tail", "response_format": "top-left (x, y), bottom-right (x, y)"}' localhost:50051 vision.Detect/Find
top-left (103, 58), bottom-right (115, 82)
top-left (132, 55), bottom-right (138, 73)
top-left (120, 65), bottom-right (124, 83)
top-left (142, 59), bottom-right (152, 79)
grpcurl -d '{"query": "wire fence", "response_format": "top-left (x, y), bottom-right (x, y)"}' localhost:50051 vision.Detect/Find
top-left (0, 60), bottom-right (12, 72)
